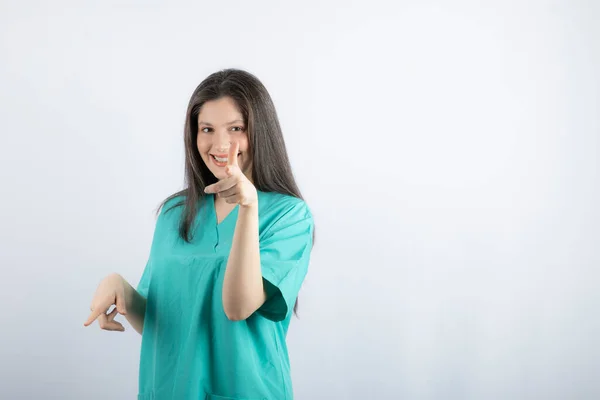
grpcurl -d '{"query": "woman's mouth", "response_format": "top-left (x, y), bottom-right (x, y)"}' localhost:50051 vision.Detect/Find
top-left (210, 153), bottom-right (240, 167)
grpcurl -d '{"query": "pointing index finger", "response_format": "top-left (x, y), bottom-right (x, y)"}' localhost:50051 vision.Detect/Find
top-left (84, 308), bottom-right (102, 327)
top-left (228, 141), bottom-right (239, 168)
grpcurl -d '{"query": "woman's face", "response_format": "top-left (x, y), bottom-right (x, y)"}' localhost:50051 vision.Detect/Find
top-left (196, 96), bottom-right (252, 181)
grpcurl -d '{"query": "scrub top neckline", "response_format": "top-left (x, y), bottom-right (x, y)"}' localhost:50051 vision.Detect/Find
top-left (209, 194), bottom-right (239, 227)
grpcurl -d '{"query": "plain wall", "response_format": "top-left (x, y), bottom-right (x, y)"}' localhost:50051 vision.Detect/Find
top-left (1, 1), bottom-right (599, 399)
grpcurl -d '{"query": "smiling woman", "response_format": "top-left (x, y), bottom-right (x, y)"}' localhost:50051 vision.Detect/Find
top-left (84, 69), bottom-right (315, 400)
top-left (196, 99), bottom-right (250, 176)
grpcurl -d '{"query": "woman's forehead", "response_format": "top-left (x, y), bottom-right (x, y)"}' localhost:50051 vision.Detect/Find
top-left (197, 97), bottom-right (244, 125)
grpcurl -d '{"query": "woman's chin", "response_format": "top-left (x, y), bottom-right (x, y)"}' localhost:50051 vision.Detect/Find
top-left (209, 168), bottom-right (227, 180)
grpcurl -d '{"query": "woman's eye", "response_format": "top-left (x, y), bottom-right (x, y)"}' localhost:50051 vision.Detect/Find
top-left (231, 126), bottom-right (245, 132)
top-left (201, 127), bottom-right (212, 133)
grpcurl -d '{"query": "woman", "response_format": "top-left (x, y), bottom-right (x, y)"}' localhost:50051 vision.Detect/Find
top-left (84, 68), bottom-right (314, 400)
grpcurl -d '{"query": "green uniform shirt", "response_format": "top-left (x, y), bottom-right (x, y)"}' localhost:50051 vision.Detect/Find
top-left (136, 190), bottom-right (314, 400)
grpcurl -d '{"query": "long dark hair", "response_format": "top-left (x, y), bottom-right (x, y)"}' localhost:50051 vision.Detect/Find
top-left (160, 68), bottom-right (309, 315)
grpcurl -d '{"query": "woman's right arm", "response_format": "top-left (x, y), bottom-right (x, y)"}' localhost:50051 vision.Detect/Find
top-left (122, 276), bottom-right (147, 335)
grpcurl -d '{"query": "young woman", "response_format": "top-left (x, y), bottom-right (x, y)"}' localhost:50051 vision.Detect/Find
top-left (84, 69), bottom-right (314, 400)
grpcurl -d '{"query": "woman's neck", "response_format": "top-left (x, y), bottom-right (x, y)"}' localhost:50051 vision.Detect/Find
top-left (214, 194), bottom-right (237, 210)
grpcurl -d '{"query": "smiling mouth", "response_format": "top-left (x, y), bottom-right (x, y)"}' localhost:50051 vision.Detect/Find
top-left (210, 153), bottom-right (241, 165)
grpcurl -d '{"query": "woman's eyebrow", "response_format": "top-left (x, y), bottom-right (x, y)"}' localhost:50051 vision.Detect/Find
top-left (198, 119), bottom-right (244, 126)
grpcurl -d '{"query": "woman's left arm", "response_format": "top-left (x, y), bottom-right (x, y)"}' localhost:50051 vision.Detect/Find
top-left (203, 141), bottom-right (267, 321)
top-left (222, 203), bottom-right (267, 320)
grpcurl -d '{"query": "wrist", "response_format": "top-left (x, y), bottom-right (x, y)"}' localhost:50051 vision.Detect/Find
top-left (238, 201), bottom-right (259, 223)
top-left (118, 276), bottom-right (134, 304)
top-left (240, 202), bottom-right (258, 210)
top-left (239, 197), bottom-right (259, 210)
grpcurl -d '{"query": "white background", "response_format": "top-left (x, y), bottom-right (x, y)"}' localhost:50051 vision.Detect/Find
top-left (1, 1), bottom-right (599, 399)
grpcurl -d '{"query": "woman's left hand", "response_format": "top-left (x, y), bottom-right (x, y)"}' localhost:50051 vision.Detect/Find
top-left (204, 141), bottom-right (258, 207)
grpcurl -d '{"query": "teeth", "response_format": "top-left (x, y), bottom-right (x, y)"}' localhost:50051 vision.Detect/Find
top-left (214, 156), bottom-right (227, 163)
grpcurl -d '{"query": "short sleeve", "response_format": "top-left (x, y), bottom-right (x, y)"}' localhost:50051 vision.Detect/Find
top-left (257, 202), bottom-right (314, 322)
top-left (135, 195), bottom-right (181, 299)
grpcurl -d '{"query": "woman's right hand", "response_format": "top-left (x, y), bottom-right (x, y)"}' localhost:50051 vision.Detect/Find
top-left (83, 273), bottom-right (128, 332)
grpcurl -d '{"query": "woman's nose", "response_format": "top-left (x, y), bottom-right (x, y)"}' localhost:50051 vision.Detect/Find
top-left (214, 139), bottom-right (230, 153)
top-left (213, 130), bottom-right (231, 152)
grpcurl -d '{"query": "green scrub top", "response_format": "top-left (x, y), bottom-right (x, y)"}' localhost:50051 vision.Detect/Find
top-left (136, 190), bottom-right (314, 400)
